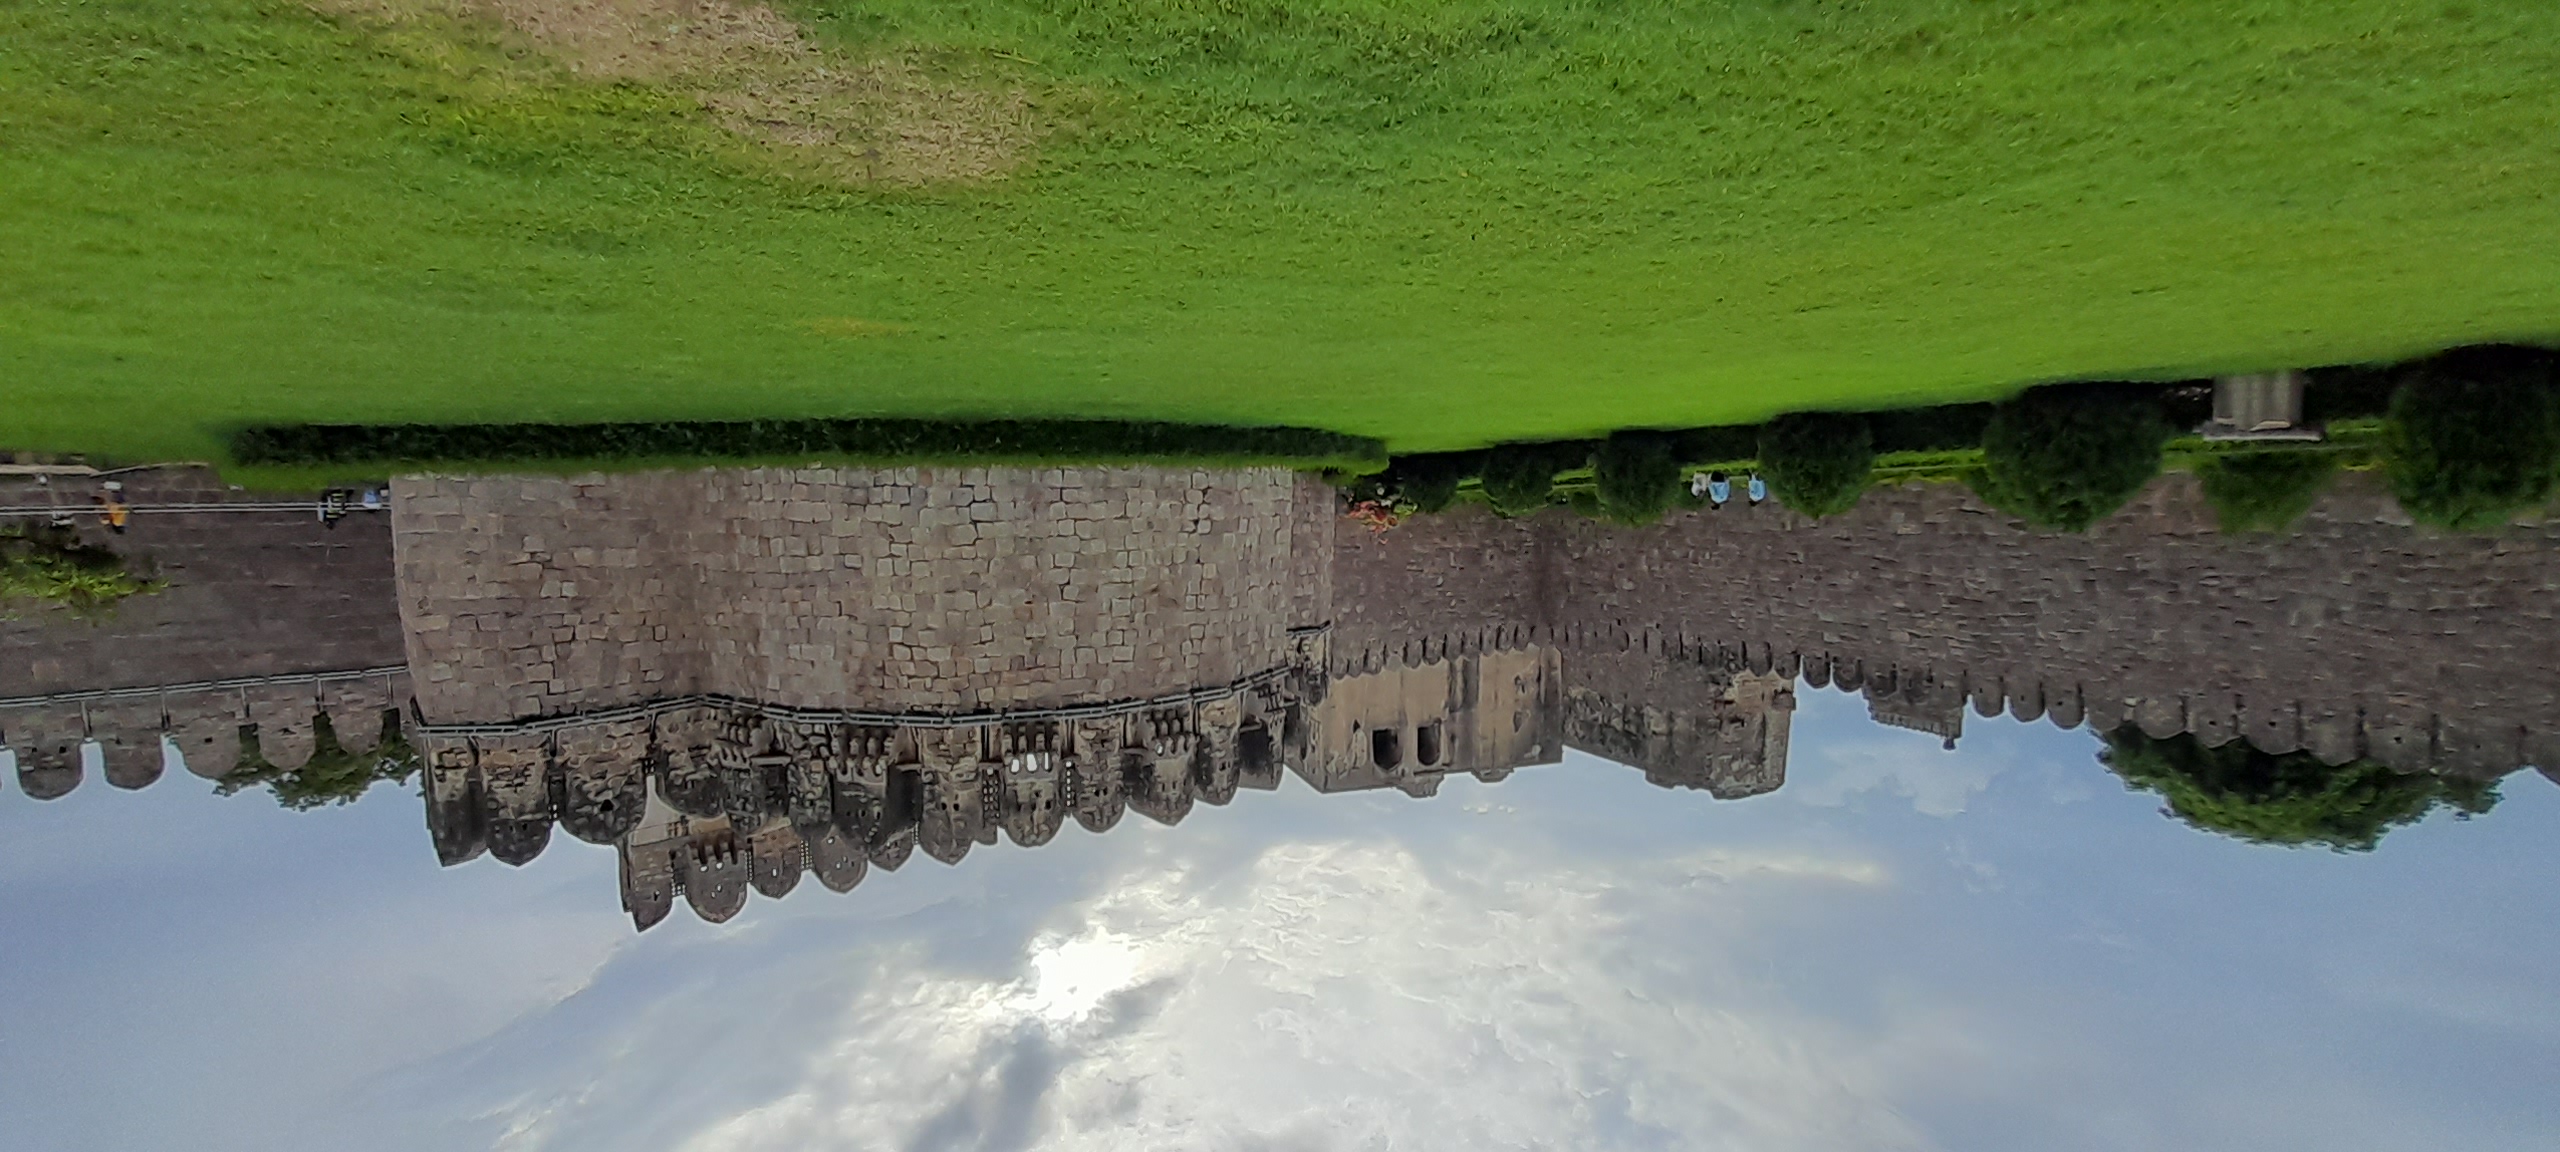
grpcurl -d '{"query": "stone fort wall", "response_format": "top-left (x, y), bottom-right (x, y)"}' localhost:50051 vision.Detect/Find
top-left (1328, 472), bottom-right (2560, 780)
top-left (20, 463), bottom-right (2560, 803)
top-left (391, 466), bottom-right (1324, 724)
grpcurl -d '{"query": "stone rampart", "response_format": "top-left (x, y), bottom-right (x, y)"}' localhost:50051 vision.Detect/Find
top-left (1329, 472), bottom-right (2560, 780)
top-left (391, 467), bottom-right (1314, 724)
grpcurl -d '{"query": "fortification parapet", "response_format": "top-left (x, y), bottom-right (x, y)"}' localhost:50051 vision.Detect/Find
top-left (1330, 472), bottom-right (2560, 785)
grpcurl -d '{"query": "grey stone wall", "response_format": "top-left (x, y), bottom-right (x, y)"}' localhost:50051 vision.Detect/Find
top-left (1330, 472), bottom-right (2560, 780)
top-left (20, 461), bottom-right (2560, 810)
top-left (391, 467), bottom-right (1311, 724)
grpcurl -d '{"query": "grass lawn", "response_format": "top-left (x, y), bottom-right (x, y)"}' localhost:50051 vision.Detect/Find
top-left (5, 0), bottom-right (2560, 465)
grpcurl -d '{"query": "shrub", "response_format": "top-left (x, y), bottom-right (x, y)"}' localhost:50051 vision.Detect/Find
top-left (2100, 725), bottom-right (2497, 852)
top-left (1866, 403), bottom-right (1995, 454)
top-left (1674, 424), bottom-right (1760, 466)
top-left (216, 711), bottom-right (423, 811)
top-left (1591, 431), bottom-right (1684, 525)
top-left (232, 418), bottom-right (1387, 473)
top-left (1757, 412), bottom-right (1874, 518)
top-left (1974, 384), bottom-right (2170, 531)
top-left (2195, 450), bottom-right (2340, 533)
top-left (2301, 365), bottom-right (2397, 426)
top-left (2382, 346), bottom-right (2560, 530)
top-left (1381, 451), bottom-right (1482, 514)
top-left (1478, 443), bottom-right (1571, 517)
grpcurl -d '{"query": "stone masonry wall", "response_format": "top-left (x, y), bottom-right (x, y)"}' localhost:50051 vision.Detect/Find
top-left (1332, 472), bottom-right (2560, 779)
top-left (392, 467), bottom-right (1310, 724)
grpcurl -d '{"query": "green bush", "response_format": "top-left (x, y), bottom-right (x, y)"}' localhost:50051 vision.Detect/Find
top-left (1381, 451), bottom-right (1482, 514)
top-left (2382, 346), bottom-right (2560, 530)
top-left (1674, 425), bottom-right (1761, 467)
top-left (0, 525), bottom-right (163, 621)
top-left (1478, 443), bottom-right (1574, 517)
top-left (217, 711), bottom-right (423, 811)
top-left (232, 418), bottom-right (1387, 472)
top-left (2100, 725), bottom-right (2497, 852)
top-left (1973, 384), bottom-right (2171, 531)
top-left (1592, 431), bottom-right (1684, 525)
top-left (2195, 450), bottom-right (2340, 533)
top-left (2301, 365), bottom-right (2398, 425)
top-left (1866, 403), bottom-right (1995, 454)
top-left (1757, 412), bottom-right (1874, 518)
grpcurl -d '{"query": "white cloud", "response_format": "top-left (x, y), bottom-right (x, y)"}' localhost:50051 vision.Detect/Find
top-left (462, 832), bottom-right (1927, 1152)
top-left (1791, 735), bottom-right (2004, 818)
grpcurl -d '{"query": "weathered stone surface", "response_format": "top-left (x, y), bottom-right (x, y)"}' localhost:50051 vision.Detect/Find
top-left (390, 467), bottom-right (1315, 722)
top-left (15, 463), bottom-right (2560, 929)
top-left (1331, 472), bottom-right (2560, 783)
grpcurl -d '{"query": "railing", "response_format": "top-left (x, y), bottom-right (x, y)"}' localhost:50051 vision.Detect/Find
top-left (0, 666), bottom-right (411, 712)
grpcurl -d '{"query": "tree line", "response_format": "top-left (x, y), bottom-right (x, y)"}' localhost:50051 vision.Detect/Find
top-left (1360, 344), bottom-right (2560, 533)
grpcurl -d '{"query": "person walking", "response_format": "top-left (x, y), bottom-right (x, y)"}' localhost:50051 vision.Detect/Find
top-left (95, 482), bottom-right (131, 534)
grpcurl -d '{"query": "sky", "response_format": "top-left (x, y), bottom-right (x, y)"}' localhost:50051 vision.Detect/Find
top-left (3, 688), bottom-right (2556, 1152)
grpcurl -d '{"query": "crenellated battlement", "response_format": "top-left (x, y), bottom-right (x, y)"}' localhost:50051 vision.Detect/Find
top-left (2, 670), bottom-right (411, 801)
top-left (404, 666), bottom-right (1317, 929)
top-left (1329, 470), bottom-right (2560, 783)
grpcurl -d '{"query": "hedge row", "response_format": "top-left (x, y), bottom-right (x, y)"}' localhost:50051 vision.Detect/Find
top-left (1369, 343), bottom-right (2560, 531)
top-left (230, 418), bottom-right (1387, 471)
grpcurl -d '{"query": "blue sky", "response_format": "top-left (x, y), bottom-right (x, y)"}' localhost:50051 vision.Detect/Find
top-left (4, 687), bottom-right (2556, 1152)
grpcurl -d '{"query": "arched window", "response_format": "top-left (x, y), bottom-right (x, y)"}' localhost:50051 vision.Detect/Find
top-left (1370, 728), bottom-right (1402, 770)
top-left (1415, 722), bottom-right (1444, 767)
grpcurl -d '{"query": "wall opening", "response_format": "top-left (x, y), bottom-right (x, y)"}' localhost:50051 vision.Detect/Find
top-left (1415, 721), bottom-right (1443, 767)
top-left (1370, 728), bottom-right (1402, 770)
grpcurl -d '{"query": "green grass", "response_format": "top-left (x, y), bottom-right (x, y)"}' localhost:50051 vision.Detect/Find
top-left (7, 0), bottom-right (2560, 465)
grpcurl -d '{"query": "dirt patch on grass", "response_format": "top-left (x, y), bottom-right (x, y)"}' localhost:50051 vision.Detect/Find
top-left (328, 0), bottom-right (1042, 186)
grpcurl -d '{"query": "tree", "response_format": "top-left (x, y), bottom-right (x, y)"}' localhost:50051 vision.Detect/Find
top-left (1380, 451), bottom-right (1480, 514)
top-left (217, 711), bottom-right (423, 810)
top-left (2099, 725), bottom-right (2498, 852)
top-left (1974, 384), bottom-right (2170, 531)
top-left (2383, 346), bottom-right (2560, 530)
top-left (1591, 431), bottom-right (1683, 525)
top-left (2195, 450), bottom-right (2339, 533)
top-left (1479, 444), bottom-right (1568, 517)
top-left (1757, 412), bottom-right (1873, 518)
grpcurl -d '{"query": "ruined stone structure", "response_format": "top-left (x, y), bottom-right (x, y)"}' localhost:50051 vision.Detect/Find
top-left (13, 462), bottom-right (2558, 934)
